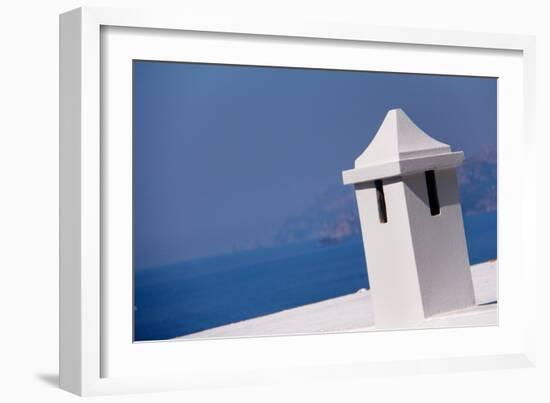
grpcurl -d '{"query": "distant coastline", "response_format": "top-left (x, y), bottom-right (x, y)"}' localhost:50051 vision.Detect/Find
top-left (274, 148), bottom-right (496, 248)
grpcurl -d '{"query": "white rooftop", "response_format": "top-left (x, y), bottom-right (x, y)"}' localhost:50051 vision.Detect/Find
top-left (342, 109), bottom-right (464, 184)
top-left (178, 260), bottom-right (497, 340)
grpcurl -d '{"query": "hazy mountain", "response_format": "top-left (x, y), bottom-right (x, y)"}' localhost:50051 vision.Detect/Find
top-left (274, 147), bottom-right (496, 245)
top-left (457, 146), bottom-right (497, 215)
top-left (273, 184), bottom-right (360, 245)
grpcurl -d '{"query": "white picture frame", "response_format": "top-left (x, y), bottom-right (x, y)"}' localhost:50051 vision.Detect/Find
top-left (59, 6), bottom-right (537, 396)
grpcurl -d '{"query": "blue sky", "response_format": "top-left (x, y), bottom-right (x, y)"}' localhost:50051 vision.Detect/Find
top-left (133, 61), bottom-right (496, 269)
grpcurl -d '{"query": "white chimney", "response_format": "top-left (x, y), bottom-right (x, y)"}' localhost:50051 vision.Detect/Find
top-left (342, 109), bottom-right (475, 328)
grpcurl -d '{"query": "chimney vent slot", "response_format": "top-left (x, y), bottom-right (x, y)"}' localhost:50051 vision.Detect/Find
top-left (425, 170), bottom-right (440, 216)
top-left (375, 179), bottom-right (388, 223)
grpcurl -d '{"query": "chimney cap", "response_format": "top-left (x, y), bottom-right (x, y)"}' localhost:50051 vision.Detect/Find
top-left (342, 109), bottom-right (463, 185)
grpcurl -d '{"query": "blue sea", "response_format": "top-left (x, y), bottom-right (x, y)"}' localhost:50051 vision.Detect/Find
top-left (134, 211), bottom-right (497, 341)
